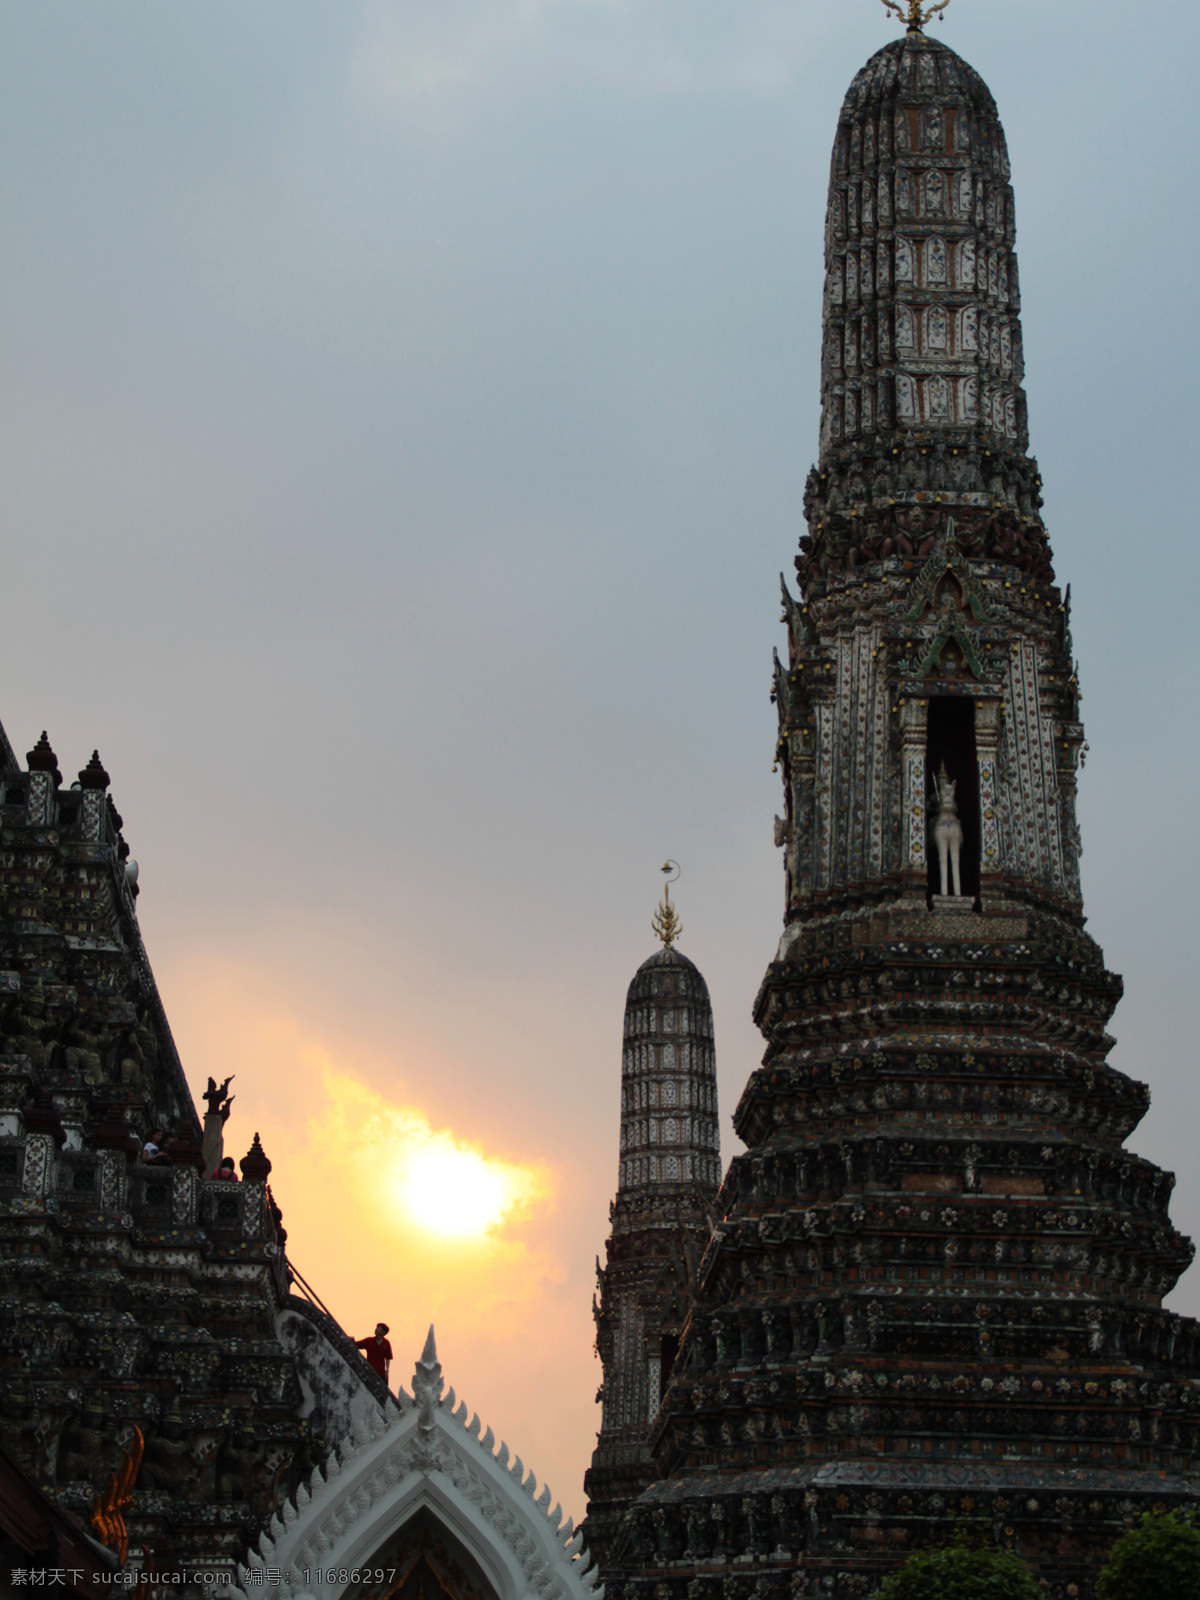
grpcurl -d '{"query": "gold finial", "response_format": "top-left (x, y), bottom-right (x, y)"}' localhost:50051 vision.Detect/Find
top-left (652, 860), bottom-right (683, 949)
top-left (880, 0), bottom-right (952, 33)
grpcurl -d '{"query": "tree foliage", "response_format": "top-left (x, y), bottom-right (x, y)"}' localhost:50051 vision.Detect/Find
top-left (1096, 1509), bottom-right (1200, 1600)
top-left (872, 1534), bottom-right (1040, 1600)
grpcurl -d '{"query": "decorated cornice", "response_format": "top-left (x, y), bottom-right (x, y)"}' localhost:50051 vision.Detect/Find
top-left (238, 1328), bottom-right (602, 1600)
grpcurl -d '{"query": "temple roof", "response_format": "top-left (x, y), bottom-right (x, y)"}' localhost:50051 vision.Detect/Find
top-left (839, 34), bottom-right (1001, 121)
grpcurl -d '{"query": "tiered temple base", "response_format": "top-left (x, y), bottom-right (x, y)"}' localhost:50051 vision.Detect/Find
top-left (601, 917), bottom-right (1200, 1598)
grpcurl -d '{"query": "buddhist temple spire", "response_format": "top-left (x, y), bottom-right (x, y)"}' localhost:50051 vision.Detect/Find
top-left (583, 891), bottom-right (722, 1567)
top-left (800, 25), bottom-right (1051, 596)
top-left (600, 24), bottom-right (1200, 1600)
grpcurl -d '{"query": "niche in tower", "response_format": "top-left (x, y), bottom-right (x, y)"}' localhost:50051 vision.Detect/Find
top-left (926, 695), bottom-right (981, 904)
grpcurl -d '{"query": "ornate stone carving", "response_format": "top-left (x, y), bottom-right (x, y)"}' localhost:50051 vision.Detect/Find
top-left (0, 725), bottom-right (312, 1583)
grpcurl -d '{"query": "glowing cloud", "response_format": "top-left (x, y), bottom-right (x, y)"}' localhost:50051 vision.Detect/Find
top-left (311, 1061), bottom-right (547, 1246)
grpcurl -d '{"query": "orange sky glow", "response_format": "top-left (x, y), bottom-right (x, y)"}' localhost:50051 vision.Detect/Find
top-left (164, 945), bottom-right (604, 1525)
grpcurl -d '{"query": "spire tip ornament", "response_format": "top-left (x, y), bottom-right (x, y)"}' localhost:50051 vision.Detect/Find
top-left (880, 0), bottom-right (951, 32)
top-left (651, 861), bottom-right (683, 949)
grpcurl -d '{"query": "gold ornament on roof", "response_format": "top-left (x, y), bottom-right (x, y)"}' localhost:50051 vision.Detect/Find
top-left (880, 0), bottom-right (952, 32)
top-left (652, 861), bottom-right (683, 949)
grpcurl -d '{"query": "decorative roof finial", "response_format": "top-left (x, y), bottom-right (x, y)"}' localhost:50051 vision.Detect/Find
top-left (26, 731), bottom-right (62, 786)
top-left (880, 0), bottom-right (952, 32)
top-left (414, 1324), bottom-right (444, 1431)
top-left (78, 750), bottom-right (110, 791)
top-left (651, 861), bottom-right (683, 949)
top-left (240, 1131), bottom-right (272, 1181)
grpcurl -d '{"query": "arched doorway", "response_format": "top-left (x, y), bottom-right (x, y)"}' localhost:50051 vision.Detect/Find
top-left (348, 1512), bottom-right (499, 1600)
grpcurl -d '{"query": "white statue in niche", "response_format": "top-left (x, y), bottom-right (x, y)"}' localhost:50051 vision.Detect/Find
top-left (931, 762), bottom-right (965, 898)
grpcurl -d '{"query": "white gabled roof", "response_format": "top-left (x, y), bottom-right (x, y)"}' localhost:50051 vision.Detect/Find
top-left (240, 1328), bottom-right (602, 1600)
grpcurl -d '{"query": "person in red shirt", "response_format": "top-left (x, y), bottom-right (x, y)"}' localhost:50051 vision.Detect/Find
top-left (355, 1323), bottom-right (392, 1384)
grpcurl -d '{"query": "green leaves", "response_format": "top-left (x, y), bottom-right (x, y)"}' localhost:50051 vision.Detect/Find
top-left (873, 1511), bottom-right (1200, 1600)
top-left (1096, 1510), bottom-right (1200, 1600)
top-left (872, 1535), bottom-right (1040, 1600)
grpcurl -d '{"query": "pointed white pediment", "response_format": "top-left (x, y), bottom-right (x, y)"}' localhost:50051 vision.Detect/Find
top-left (240, 1329), bottom-right (600, 1600)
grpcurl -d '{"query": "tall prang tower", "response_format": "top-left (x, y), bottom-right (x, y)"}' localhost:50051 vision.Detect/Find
top-left (583, 876), bottom-right (721, 1570)
top-left (600, 12), bottom-right (1200, 1599)
top-left (0, 723), bottom-right (394, 1582)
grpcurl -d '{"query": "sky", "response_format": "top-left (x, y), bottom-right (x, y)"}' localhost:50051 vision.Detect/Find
top-left (2, 0), bottom-right (1200, 1522)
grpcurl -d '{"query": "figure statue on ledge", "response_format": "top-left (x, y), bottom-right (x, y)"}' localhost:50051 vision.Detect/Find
top-left (201, 1075), bottom-right (235, 1179)
top-left (203, 1075), bottom-right (235, 1119)
top-left (931, 762), bottom-right (964, 898)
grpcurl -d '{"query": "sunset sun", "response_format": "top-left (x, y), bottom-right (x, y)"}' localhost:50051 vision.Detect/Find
top-left (393, 1139), bottom-right (530, 1240)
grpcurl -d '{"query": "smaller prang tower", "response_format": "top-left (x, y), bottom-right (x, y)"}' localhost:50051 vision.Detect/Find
top-left (583, 872), bottom-right (721, 1569)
